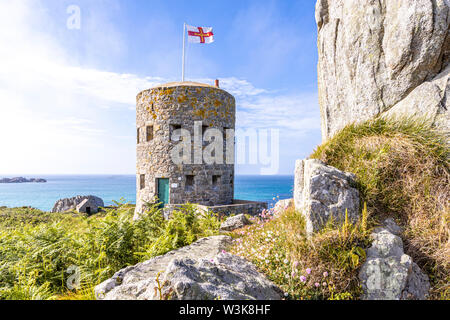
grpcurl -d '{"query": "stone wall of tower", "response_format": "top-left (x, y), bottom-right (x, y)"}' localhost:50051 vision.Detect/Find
top-left (135, 83), bottom-right (236, 214)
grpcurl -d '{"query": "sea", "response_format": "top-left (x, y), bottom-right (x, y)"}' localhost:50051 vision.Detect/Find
top-left (0, 175), bottom-right (294, 212)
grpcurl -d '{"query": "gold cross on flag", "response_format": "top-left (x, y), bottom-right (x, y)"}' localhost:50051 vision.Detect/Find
top-left (187, 25), bottom-right (214, 44)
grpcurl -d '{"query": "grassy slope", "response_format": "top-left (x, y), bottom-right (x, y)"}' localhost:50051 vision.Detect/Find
top-left (0, 204), bottom-right (220, 300)
top-left (311, 117), bottom-right (449, 299)
top-left (231, 117), bottom-right (449, 300)
top-left (1, 117), bottom-right (447, 300)
top-left (230, 206), bottom-right (371, 300)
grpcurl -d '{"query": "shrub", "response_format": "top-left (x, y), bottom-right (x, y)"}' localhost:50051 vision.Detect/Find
top-left (0, 203), bottom-right (220, 300)
top-left (311, 117), bottom-right (449, 299)
top-left (230, 205), bottom-right (371, 300)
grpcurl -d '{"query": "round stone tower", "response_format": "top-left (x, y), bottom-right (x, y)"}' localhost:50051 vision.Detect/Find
top-left (135, 81), bottom-right (236, 214)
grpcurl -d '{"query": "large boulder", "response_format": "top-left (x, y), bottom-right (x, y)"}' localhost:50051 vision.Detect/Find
top-left (359, 219), bottom-right (430, 300)
top-left (316, 0), bottom-right (449, 141)
top-left (273, 199), bottom-right (293, 215)
top-left (95, 236), bottom-right (283, 300)
top-left (51, 195), bottom-right (104, 213)
top-left (220, 214), bottom-right (251, 232)
top-left (383, 64), bottom-right (450, 134)
top-left (155, 253), bottom-right (283, 300)
top-left (294, 159), bottom-right (360, 235)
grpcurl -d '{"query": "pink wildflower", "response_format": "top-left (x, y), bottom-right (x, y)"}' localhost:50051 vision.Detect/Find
top-left (306, 268), bottom-right (312, 274)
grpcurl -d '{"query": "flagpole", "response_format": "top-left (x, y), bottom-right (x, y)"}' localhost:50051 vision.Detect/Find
top-left (182, 22), bottom-right (186, 82)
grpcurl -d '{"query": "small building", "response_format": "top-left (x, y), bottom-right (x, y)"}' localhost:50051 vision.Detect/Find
top-left (76, 198), bottom-right (98, 215)
top-left (134, 80), bottom-right (267, 218)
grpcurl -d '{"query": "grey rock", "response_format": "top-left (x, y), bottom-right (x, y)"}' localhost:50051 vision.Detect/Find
top-left (158, 253), bottom-right (283, 300)
top-left (383, 64), bottom-right (450, 135)
top-left (316, 0), bottom-right (450, 141)
top-left (293, 159), bottom-right (305, 211)
top-left (367, 228), bottom-right (405, 260)
top-left (95, 235), bottom-right (282, 300)
top-left (382, 218), bottom-right (403, 236)
top-left (220, 214), bottom-right (251, 231)
top-left (402, 262), bottom-right (432, 300)
top-left (95, 236), bottom-right (232, 300)
top-left (294, 159), bottom-right (360, 235)
top-left (359, 219), bottom-right (430, 300)
top-left (273, 199), bottom-right (293, 216)
top-left (51, 195), bottom-right (104, 213)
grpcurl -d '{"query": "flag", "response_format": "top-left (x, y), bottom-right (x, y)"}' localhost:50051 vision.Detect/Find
top-left (187, 25), bottom-right (214, 44)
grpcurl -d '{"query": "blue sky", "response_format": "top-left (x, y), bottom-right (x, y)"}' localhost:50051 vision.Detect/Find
top-left (0, 0), bottom-right (321, 175)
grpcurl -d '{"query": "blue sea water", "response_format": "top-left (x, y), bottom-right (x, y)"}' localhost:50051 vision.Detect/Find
top-left (0, 175), bottom-right (294, 212)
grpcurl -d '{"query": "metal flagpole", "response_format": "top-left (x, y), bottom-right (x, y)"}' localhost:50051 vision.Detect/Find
top-left (182, 22), bottom-right (186, 82)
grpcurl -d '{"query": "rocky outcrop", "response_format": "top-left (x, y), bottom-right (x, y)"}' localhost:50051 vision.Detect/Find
top-left (384, 64), bottom-right (450, 134)
top-left (0, 177), bottom-right (46, 183)
top-left (220, 214), bottom-right (251, 231)
top-left (95, 236), bottom-right (282, 300)
top-left (316, 0), bottom-right (450, 141)
top-left (51, 195), bottom-right (104, 213)
top-left (273, 199), bottom-right (293, 216)
top-left (155, 253), bottom-right (283, 300)
top-left (294, 159), bottom-right (360, 235)
top-left (359, 219), bottom-right (430, 300)
top-left (152, 253), bottom-right (282, 300)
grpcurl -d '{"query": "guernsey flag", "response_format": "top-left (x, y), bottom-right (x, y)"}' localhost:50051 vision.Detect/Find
top-left (187, 25), bottom-right (214, 44)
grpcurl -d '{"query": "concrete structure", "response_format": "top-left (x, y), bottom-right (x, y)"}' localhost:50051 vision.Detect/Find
top-left (196, 200), bottom-right (268, 217)
top-left (76, 198), bottom-right (99, 215)
top-left (52, 195), bottom-right (104, 213)
top-left (135, 80), bottom-right (266, 217)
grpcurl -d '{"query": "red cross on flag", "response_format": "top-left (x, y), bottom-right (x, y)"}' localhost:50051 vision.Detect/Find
top-left (187, 25), bottom-right (214, 44)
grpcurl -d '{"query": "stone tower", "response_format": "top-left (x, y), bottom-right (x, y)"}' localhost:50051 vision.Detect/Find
top-left (135, 81), bottom-right (236, 214)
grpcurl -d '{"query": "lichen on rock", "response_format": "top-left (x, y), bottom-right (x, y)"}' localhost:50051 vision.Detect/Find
top-left (95, 235), bottom-right (282, 300)
top-left (359, 219), bottom-right (430, 300)
top-left (316, 0), bottom-right (449, 141)
top-left (294, 159), bottom-right (360, 235)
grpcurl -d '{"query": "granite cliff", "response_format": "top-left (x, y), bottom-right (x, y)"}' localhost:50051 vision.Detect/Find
top-left (316, 0), bottom-right (449, 140)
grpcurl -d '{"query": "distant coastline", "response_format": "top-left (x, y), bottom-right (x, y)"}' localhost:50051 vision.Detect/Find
top-left (0, 177), bottom-right (47, 183)
top-left (0, 175), bottom-right (293, 212)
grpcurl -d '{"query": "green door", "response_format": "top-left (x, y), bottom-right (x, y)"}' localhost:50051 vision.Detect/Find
top-left (157, 178), bottom-right (170, 208)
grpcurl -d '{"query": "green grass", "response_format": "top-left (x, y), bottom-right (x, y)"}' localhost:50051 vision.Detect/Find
top-left (0, 203), bottom-right (221, 300)
top-left (1, 117), bottom-right (447, 300)
top-left (231, 206), bottom-right (372, 300)
top-left (231, 116), bottom-right (449, 300)
top-left (310, 117), bottom-right (449, 299)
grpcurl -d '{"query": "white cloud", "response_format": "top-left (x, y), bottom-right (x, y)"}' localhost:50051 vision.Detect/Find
top-left (0, 0), bottom-right (321, 175)
top-left (237, 92), bottom-right (320, 131)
